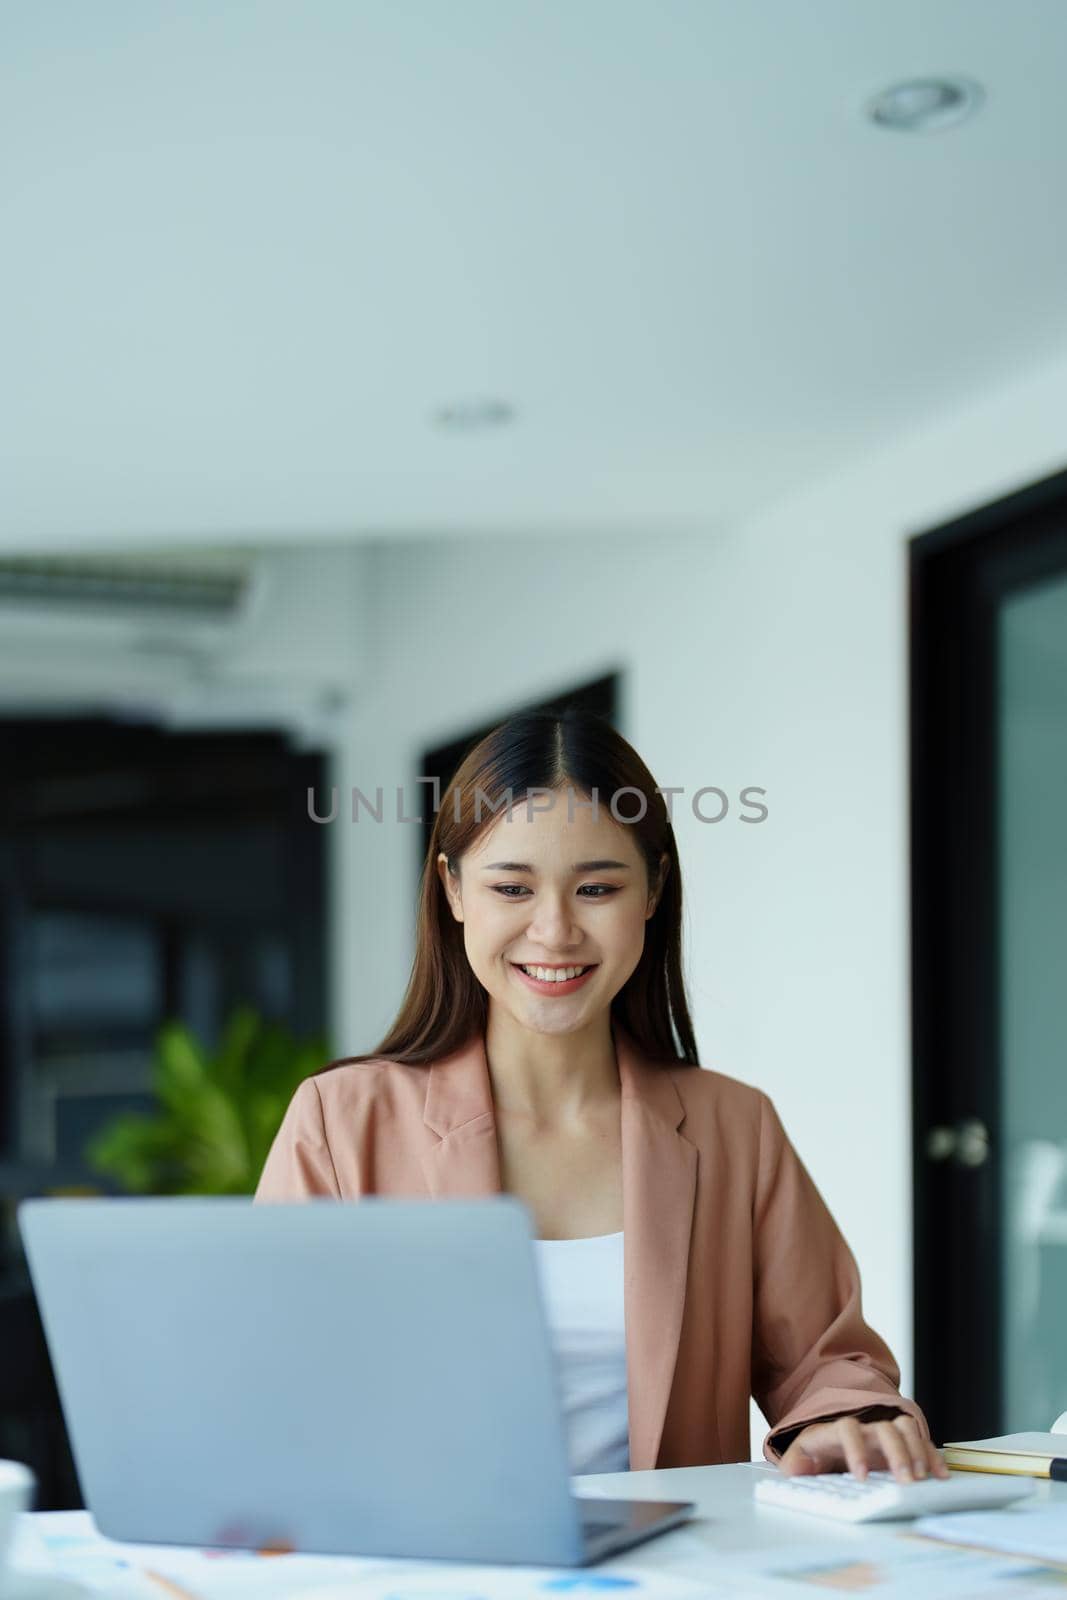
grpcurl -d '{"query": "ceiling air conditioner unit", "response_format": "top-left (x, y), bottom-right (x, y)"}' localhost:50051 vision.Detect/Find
top-left (0, 550), bottom-right (266, 659)
top-left (0, 548), bottom-right (355, 742)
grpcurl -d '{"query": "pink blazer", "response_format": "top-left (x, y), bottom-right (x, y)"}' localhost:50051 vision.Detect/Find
top-left (254, 1019), bottom-right (932, 1470)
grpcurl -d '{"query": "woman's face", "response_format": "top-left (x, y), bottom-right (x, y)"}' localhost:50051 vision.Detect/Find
top-left (437, 788), bottom-right (667, 1038)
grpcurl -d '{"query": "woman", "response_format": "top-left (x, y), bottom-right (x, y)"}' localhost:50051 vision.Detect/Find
top-left (256, 708), bottom-right (948, 1484)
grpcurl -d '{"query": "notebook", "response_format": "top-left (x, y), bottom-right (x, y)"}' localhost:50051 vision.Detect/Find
top-left (941, 1432), bottom-right (1067, 1477)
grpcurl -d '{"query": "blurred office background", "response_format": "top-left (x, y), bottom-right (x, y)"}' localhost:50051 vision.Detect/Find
top-left (2, 1), bottom-right (1067, 1504)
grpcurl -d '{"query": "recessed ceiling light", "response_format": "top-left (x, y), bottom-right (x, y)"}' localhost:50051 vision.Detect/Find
top-left (865, 76), bottom-right (985, 133)
top-left (430, 398), bottom-right (515, 432)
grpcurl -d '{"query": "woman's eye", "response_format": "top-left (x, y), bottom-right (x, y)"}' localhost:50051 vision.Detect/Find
top-left (491, 885), bottom-right (618, 899)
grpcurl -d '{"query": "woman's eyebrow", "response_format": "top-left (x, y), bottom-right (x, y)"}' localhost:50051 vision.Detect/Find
top-left (479, 860), bottom-right (632, 873)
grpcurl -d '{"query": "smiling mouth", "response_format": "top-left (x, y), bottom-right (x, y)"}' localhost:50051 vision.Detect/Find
top-left (510, 962), bottom-right (598, 988)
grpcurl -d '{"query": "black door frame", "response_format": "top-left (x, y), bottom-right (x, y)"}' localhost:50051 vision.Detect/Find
top-left (910, 463), bottom-right (1067, 1444)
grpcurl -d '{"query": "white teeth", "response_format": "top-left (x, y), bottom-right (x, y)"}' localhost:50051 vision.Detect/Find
top-left (518, 965), bottom-right (590, 982)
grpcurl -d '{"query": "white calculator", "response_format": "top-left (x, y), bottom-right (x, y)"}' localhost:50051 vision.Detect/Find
top-left (754, 1468), bottom-right (1037, 1523)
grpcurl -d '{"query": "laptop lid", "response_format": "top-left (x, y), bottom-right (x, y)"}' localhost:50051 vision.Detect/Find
top-left (18, 1195), bottom-right (591, 1565)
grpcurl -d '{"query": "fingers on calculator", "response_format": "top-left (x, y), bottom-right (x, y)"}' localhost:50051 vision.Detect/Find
top-left (754, 1469), bottom-right (1037, 1523)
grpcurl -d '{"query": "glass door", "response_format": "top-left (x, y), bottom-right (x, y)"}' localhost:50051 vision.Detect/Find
top-left (999, 572), bottom-right (1067, 1431)
top-left (911, 467), bottom-right (1067, 1445)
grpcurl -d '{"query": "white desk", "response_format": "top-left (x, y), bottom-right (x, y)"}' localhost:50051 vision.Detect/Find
top-left (11, 1466), bottom-right (1067, 1598)
top-left (579, 1460), bottom-right (1067, 1575)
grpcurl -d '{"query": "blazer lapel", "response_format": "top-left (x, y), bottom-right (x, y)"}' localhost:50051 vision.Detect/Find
top-left (418, 1021), bottom-right (699, 1471)
top-left (420, 1032), bottom-right (503, 1198)
top-left (614, 1022), bottom-right (699, 1470)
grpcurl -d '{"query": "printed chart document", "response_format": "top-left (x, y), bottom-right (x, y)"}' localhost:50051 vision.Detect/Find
top-left (706, 1532), bottom-right (1067, 1598)
top-left (8, 1511), bottom-right (393, 1599)
top-left (8, 1512), bottom-right (720, 1600)
top-left (914, 1503), bottom-right (1067, 1566)
top-left (281, 1571), bottom-right (729, 1600)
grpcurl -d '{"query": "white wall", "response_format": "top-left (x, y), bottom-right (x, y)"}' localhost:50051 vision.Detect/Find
top-left (327, 342), bottom-right (1067, 1457)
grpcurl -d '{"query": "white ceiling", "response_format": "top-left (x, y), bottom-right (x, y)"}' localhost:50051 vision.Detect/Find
top-left (3, 0), bottom-right (1066, 552)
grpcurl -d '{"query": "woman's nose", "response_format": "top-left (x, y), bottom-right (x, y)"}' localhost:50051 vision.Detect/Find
top-left (527, 894), bottom-right (581, 946)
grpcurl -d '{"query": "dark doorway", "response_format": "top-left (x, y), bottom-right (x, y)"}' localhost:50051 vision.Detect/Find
top-left (910, 466), bottom-right (1067, 1445)
top-left (0, 714), bottom-right (330, 1507)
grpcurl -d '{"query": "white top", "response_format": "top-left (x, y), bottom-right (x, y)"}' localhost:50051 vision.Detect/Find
top-left (532, 1230), bottom-right (630, 1475)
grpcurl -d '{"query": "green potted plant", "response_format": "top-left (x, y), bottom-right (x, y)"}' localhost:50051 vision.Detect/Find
top-left (86, 1005), bottom-right (331, 1195)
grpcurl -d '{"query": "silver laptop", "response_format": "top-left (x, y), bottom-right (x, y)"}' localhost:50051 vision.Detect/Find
top-left (18, 1195), bottom-right (694, 1566)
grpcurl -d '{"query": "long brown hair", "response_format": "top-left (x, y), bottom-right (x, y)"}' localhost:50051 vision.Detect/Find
top-left (327, 707), bottom-right (699, 1070)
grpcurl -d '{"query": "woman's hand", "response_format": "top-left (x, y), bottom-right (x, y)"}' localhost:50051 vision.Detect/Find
top-left (778, 1412), bottom-right (951, 1482)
